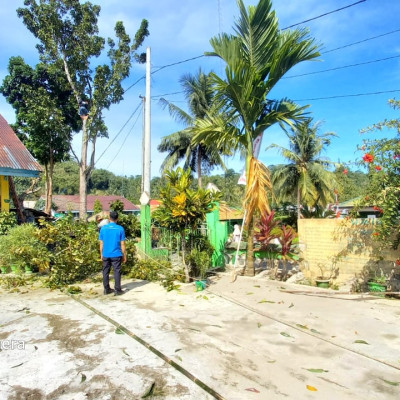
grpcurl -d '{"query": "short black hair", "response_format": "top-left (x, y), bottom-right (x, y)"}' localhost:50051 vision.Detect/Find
top-left (109, 211), bottom-right (119, 220)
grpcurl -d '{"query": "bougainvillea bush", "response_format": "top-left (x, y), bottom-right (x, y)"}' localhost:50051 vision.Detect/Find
top-left (358, 99), bottom-right (400, 249)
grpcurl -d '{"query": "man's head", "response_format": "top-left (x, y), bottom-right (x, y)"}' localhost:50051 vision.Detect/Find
top-left (109, 211), bottom-right (119, 221)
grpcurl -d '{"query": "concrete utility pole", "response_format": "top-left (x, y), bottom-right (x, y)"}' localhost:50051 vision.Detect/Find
top-left (140, 47), bottom-right (152, 256)
top-left (143, 46), bottom-right (151, 197)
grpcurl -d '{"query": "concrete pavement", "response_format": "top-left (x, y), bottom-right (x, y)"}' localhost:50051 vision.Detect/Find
top-left (0, 274), bottom-right (399, 399)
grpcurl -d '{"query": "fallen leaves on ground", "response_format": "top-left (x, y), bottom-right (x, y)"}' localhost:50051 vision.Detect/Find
top-left (306, 385), bottom-right (318, 391)
top-left (245, 388), bottom-right (260, 393)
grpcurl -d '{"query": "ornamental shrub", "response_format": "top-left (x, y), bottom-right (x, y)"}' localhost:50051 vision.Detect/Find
top-left (0, 211), bottom-right (17, 235)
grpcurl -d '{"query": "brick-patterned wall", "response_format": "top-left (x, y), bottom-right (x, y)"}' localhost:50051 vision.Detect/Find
top-left (298, 219), bottom-right (399, 284)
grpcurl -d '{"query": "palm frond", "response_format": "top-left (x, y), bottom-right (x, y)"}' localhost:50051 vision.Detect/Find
top-left (159, 98), bottom-right (192, 126)
top-left (244, 157), bottom-right (272, 226)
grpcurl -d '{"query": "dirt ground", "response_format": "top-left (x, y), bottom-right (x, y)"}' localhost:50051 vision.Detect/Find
top-left (0, 273), bottom-right (399, 399)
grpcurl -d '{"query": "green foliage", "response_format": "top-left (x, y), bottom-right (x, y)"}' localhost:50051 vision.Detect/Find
top-left (128, 258), bottom-right (184, 291)
top-left (333, 167), bottom-right (369, 202)
top-left (153, 168), bottom-right (219, 233)
top-left (37, 215), bottom-right (100, 287)
top-left (117, 214), bottom-right (140, 239)
top-left (52, 161), bottom-right (80, 194)
top-left (17, 0), bottom-right (149, 217)
top-left (269, 119), bottom-right (337, 216)
top-left (0, 211), bottom-right (17, 236)
top-left (158, 70), bottom-right (227, 186)
top-left (110, 199), bottom-right (125, 213)
top-left (0, 275), bottom-right (28, 290)
top-left (93, 199), bottom-right (103, 214)
top-left (357, 99), bottom-right (400, 249)
top-left (185, 249), bottom-right (211, 279)
top-left (0, 224), bottom-right (50, 271)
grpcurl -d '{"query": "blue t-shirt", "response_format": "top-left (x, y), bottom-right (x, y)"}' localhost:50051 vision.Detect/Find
top-left (99, 222), bottom-right (126, 258)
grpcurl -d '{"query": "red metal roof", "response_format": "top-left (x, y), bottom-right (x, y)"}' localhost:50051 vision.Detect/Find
top-left (0, 114), bottom-right (42, 174)
top-left (50, 195), bottom-right (140, 212)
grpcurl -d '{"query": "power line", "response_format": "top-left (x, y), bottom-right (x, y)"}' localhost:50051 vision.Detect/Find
top-left (95, 101), bottom-right (142, 166)
top-left (107, 107), bottom-right (143, 169)
top-left (293, 89), bottom-right (400, 102)
top-left (284, 54), bottom-right (400, 79)
top-left (323, 28), bottom-right (400, 54)
top-left (123, 55), bottom-right (206, 95)
top-left (152, 91), bottom-right (184, 99)
top-left (282, 0), bottom-right (367, 30)
top-left (152, 55), bottom-right (205, 75)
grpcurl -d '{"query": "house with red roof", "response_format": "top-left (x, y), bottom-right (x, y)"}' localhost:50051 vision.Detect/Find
top-left (45, 194), bottom-right (140, 218)
top-left (0, 114), bottom-right (42, 212)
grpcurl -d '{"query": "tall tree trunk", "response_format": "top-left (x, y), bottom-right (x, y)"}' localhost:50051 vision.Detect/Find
top-left (244, 141), bottom-right (254, 276)
top-left (245, 219), bottom-right (255, 276)
top-left (79, 117), bottom-right (89, 219)
top-left (297, 185), bottom-right (301, 219)
top-left (181, 231), bottom-right (190, 283)
top-left (44, 152), bottom-right (54, 215)
top-left (9, 177), bottom-right (26, 223)
top-left (197, 146), bottom-right (202, 189)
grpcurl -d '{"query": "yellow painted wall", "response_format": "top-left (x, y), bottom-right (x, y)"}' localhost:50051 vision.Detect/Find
top-left (0, 175), bottom-right (10, 212)
top-left (298, 218), bottom-right (399, 284)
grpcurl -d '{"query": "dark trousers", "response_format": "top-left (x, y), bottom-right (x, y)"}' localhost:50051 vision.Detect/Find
top-left (103, 257), bottom-right (122, 291)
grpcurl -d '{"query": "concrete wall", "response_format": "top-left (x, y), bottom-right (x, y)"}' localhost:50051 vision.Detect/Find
top-left (298, 218), bottom-right (398, 284)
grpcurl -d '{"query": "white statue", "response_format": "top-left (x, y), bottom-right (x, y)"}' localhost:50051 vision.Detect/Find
top-left (233, 224), bottom-right (241, 243)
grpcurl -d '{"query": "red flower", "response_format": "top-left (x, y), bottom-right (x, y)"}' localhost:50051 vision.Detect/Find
top-left (372, 232), bottom-right (380, 236)
top-left (363, 153), bottom-right (374, 163)
top-left (336, 211), bottom-right (341, 218)
top-left (373, 206), bottom-right (379, 210)
top-left (343, 168), bottom-right (348, 175)
top-left (395, 259), bottom-right (400, 266)
top-left (375, 165), bottom-right (382, 171)
top-left (394, 154), bottom-right (400, 160)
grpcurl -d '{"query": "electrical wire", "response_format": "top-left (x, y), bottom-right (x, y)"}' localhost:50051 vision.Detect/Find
top-left (282, 0), bottom-right (367, 30)
top-left (107, 106), bottom-right (143, 169)
top-left (293, 88), bottom-right (400, 102)
top-left (95, 101), bottom-right (142, 166)
top-left (323, 28), bottom-right (400, 54)
top-left (123, 55), bottom-right (206, 95)
top-left (152, 55), bottom-right (205, 75)
top-left (284, 54), bottom-right (400, 79)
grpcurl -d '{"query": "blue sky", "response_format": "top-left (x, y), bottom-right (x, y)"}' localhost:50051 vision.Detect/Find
top-left (1, 0), bottom-right (400, 178)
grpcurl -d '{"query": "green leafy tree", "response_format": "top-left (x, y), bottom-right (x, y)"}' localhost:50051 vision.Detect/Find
top-left (268, 119), bottom-right (337, 218)
top-left (358, 99), bottom-right (400, 249)
top-left (0, 57), bottom-right (79, 214)
top-left (18, 0), bottom-right (149, 219)
top-left (93, 199), bottom-right (103, 214)
top-left (52, 161), bottom-right (80, 194)
top-left (333, 167), bottom-right (369, 203)
top-left (152, 167), bottom-right (220, 282)
top-left (158, 70), bottom-right (226, 188)
top-left (110, 199), bottom-right (124, 213)
top-left (194, 0), bottom-right (320, 275)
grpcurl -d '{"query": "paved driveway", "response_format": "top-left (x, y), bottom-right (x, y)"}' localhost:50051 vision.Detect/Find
top-left (1, 274), bottom-right (399, 399)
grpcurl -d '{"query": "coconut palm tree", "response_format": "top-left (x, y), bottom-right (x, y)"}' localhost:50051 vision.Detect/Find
top-left (157, 70), bottom-right (226, 188)
top-left (268, 119), bottom-right (337, 218)
top-left (193, 0), bottom-right (320, 275)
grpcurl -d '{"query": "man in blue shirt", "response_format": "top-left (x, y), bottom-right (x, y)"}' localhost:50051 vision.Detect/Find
top-left (99, 211), bottom-right (127, 296)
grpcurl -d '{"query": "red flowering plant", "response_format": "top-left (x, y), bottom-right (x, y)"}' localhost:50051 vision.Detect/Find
top-left (357, 99), bottom-right (400, 248)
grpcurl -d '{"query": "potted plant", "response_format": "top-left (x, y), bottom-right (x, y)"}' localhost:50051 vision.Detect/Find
top-left (186, 249), bottom-right (211, 291)
top-left (367, 267), bottom-right (388, 294)
top-left (315, 258), bottom-right (337, 288)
